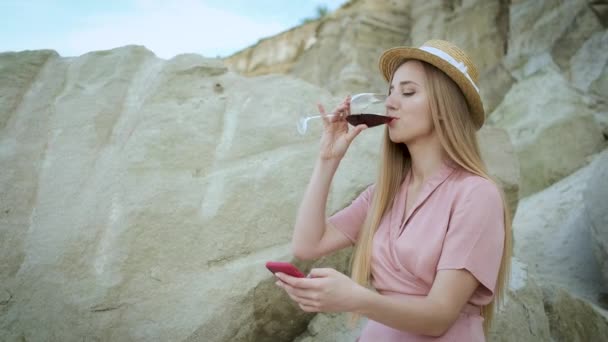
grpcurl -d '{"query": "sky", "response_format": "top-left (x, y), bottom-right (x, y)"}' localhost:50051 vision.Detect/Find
top-left (0, 0), bottom-right (349, 59)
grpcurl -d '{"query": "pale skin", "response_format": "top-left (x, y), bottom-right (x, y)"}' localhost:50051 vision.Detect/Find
top-left (282, 60), bottom-right (480, 337)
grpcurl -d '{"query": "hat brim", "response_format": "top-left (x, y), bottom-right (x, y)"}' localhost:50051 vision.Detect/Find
top-left (379, 47), bottom-right (485, 129)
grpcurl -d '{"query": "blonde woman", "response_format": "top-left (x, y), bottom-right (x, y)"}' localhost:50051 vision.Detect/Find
top-left (275, 40), bottom-right (512, 341)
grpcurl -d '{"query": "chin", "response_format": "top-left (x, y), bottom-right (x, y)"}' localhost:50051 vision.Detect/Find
top-left (388, 129), bottom-right (412, 144)
top-left (390, 123), bottom-right (435, 144)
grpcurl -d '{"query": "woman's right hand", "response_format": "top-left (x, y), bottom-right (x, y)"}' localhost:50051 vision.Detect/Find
top-left (318, 96), bottom-right (367, 161)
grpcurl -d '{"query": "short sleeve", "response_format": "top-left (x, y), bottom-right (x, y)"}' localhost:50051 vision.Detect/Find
top-left (436, 180), bottom-right (505, 297)
top-left (327, 184), bottom-right (375, 244)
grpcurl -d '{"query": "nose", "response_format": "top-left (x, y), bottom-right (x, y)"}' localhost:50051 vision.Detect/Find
top-left (385, 92), bottom-right (398, 112)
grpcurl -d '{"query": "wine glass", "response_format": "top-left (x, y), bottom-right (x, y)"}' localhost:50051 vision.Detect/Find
top-left (296, 93), bottom-right (396, 135)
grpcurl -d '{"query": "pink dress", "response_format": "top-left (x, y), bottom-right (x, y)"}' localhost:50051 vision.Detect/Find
top-left (328, 161), bottom-right (505, 341)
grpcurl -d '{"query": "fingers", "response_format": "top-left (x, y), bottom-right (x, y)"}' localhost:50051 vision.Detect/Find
top-left (320, 96), bottom-right (351, 125)
top-left (308, 268), bottom-right (334, 278)
top-left (277, 281), bottom-right (321, 312)
top-left (345, 124), bottom-right (368, 143)
top-left (343, 95), bottom-right (351, 116)
top-left (275, 273), bottom-right (319, 289)
top-left (276, 280), bottom-right (318, 301)
top-left (275, 274), bottom-right (327, 313)
top-left (318, 103), bottom-right (327, 117)
top-left (275, 272), bottom-right (299, 287)
top-left (278, 281), bottom-right (306, 301)
top-left (336, 96), bottom-right (351, 119)
top-left (318, 103), bottom-right (332, 126)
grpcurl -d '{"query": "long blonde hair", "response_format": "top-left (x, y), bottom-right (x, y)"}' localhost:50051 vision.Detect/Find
top-left (350, 61), bottom-right (512, 335)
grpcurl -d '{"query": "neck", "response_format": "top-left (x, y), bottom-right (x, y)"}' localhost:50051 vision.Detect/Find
top-left (406, 134), bottom-right (446, 186)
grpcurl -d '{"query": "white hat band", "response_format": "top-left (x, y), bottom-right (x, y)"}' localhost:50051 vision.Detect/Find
top-left (419, 46), bottom-right (480, 93)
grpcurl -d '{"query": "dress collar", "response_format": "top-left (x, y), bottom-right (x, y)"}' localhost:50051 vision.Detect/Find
top-left (392, 159), bottom-right (458, 236)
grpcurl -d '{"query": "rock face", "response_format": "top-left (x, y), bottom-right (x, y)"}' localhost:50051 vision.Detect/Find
top-left (512, 150), bottom-right (608, 340)
top-left (488, 69), bottom-right (606, 197)
top-left (0, 46), bottom-right (369, 341)
top-left (1, 0), bottom-right (607, 341)
top-left (488, 259), bottom-right (551, 342)
top-left (293, 313), bottom-right (365, 342)
top-left (228, 0), bottom-right (411, 96)
top-left (496, 0), bottom-right (608, 197)
top-left (543, 286), bottom-right (608, 342)
top-left (505, 0), bottom-right (605, 85)
top-left (513, 150), bottom-right (607, 304)
top-left (0, 49), bottom-right (61, 278)
top-left (478, 126), bottom-right (520, 216)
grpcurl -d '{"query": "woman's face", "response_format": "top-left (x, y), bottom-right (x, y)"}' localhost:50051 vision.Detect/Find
top-left (385, 60), bottom-right (434, 144)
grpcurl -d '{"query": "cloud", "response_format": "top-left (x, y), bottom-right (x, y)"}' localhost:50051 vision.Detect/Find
top-left (58, 0), bottom-right (287, 58)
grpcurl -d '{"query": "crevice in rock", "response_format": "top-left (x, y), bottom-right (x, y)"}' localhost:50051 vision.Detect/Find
top-left (552, 3), bottom-right (602, 72)
top-left (522, 304), bottom-right (536, 337)
top-left (443, 0), bottom-right (463, 12)
top-left (589, 0), bottom-right (608, 27)
top-left (599, 292), bottom-right (608, 310)
top-left (499, 0), bottom-right (511, 56)
top-left (90, 302), bottom-right (126, 313)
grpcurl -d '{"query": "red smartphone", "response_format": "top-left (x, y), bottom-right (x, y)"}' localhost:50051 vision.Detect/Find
top-left (265, 261), bottom-right (306, 278)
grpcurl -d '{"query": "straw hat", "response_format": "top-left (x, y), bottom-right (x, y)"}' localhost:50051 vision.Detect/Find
top-left (379, 39), bottom-right (485, 129)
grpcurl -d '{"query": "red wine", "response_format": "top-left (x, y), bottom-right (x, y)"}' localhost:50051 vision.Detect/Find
top-left (346, 114), bottom-right (396, 127)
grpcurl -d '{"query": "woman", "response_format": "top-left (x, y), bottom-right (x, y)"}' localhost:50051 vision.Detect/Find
top-left (275, 39), bottom-right (512, 341)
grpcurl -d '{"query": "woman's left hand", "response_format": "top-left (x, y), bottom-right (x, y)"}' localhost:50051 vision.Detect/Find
top-left (275, 268), bottom-right (365, 313)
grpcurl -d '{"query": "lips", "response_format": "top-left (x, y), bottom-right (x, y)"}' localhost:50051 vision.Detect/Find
top-left (388, 116), bottom-right (399, 127)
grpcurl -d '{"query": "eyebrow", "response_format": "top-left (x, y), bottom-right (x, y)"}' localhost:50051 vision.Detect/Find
top-left (389, 80), bottom-right (420, 89)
